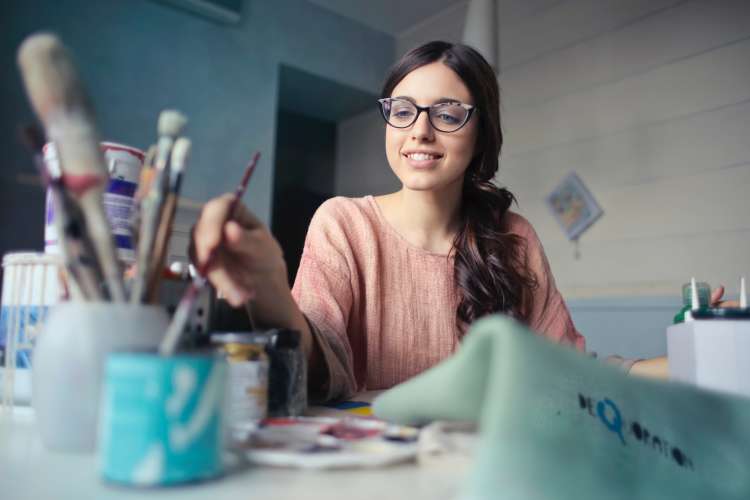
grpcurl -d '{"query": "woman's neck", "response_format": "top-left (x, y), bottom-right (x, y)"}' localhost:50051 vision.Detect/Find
top-left (378, 181), bottom-right (463, 254)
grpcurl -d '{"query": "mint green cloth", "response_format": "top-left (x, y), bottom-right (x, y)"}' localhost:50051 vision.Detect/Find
top-left (373, 315), bottom-right (750, 500)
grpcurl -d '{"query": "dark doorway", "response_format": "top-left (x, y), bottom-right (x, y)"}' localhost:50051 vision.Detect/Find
top-left (271, 65), bottom-right (377, 285)
top-left (271, 111), bottom-right (335, 285)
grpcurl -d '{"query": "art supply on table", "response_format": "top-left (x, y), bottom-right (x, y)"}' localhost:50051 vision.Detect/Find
top-left (212, 330), bottom-right (307, 422)
top-left (1, 252), bottom-right (63, 408)
top-left (130, 144), bottom-right (158, 251)
top-left (145, 137), bottom-right (192, 303)
top-left (264, 329), bottom-right (307, 417)
top-left (20, 124), bottom-right (104, 301)
top-left (100, 353), bottom-right (225, 486)
top-left (243, 416), bottom-right (418, 469)
top-left (159, 152), bottom-right (260, 356)
top-left (130, 110), bottom-right (187, 304)
top-left (673, 279), bottom-right (711, 324)
top-left (32, 302), bottom-right (168, 452)
top-left (43, 142), bottom-right (144, 264)
top-left (44, 142), bottom-right (144, 264)
top-left (668, 277), bottom-right (750, 396)
top-left (324, 400), bottom-right (373, 417)
top-left (17, 33), bottom-right (126, 301)
top-left (212, 332), bottom-right (269, 437)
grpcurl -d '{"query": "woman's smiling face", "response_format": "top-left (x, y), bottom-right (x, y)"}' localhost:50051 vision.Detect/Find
top-left (385, 61), bottom-right (478, 193)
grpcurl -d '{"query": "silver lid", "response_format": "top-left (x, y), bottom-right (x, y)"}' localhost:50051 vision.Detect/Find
top-left (210, 332), bottom-right (268, 345)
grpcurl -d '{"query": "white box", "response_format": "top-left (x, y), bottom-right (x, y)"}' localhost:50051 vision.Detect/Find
top-left (667, 320), bottom-right (750, 397)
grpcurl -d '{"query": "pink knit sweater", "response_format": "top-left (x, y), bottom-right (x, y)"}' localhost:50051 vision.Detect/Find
top-left (292, 196), bottom-right (585, 401)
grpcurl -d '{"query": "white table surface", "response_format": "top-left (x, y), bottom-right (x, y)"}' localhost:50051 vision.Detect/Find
top-left (0, 405), bottom-right (469, 500)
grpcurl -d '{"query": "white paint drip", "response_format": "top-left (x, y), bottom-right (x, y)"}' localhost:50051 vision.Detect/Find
top-left (131, 443), bottom-right (164, 485)
top-left (165, 366), bottom-right (196, 417)
top-left (169, 366), bottom-right (222, 451)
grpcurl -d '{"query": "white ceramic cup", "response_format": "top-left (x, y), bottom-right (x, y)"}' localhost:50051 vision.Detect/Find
top-left (32, 302), bottom-right (168, 452)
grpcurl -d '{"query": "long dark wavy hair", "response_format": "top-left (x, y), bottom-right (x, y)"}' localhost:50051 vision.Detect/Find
top-left (381, 41), bottom-right (538, 333)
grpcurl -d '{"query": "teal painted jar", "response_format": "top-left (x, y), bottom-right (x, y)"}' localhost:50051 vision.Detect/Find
top-left (99, 353), bottom-right (226, 486)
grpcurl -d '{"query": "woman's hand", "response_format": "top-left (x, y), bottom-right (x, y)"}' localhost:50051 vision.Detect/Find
top-left (709, 285), bottom-right (740, 308)
top-left (192, 194), bottom-right (287, 307)
top-left (191, 194), bottom-right (317, 363)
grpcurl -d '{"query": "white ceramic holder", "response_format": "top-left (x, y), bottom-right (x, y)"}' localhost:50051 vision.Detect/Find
top-left (32, 302), bottom-right (168, 452)
top-left (667, 319), bottom-right (750, 397)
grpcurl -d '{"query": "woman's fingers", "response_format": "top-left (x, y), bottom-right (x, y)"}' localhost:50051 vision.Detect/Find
top-left (710, 285), bottom-right (740, 308)
top-left (710, 285), bottom-right (725, 306)
top-left (193, 195), bottom-right (265, 267)
top-left (194, 196), bottom-right (232, 265)
top-left (191, 193), bottom-right (288, 307)
top-left (205, 250), bottom-right (257, 306)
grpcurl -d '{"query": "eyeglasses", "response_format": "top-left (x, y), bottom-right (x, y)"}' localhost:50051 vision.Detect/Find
top-left (377, 98), bottom-right (477, 133)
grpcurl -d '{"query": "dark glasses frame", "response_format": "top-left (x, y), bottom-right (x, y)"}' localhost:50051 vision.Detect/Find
top-left (377, 98), bottom-right (477, 133)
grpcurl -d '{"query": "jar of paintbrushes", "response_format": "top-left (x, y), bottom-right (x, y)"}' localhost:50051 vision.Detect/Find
top-left (16, 35), bottom-right (266, 487)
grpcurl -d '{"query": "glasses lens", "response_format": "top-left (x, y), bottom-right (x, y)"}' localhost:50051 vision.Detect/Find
top-left (429, 103), bottom-right (469, 132)
top-left (384, 99), bottom-right (417, 128)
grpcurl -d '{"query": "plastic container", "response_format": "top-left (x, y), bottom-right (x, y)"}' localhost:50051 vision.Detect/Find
top-left (1, 252), bottom-right (63, 408)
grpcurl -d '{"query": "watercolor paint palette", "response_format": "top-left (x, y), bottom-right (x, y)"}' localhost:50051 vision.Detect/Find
top-left (241, 416), bottom-right (419, 469)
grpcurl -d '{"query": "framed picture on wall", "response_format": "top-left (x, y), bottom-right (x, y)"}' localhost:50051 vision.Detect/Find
top-left (545, 172), bottom-right (603, 241)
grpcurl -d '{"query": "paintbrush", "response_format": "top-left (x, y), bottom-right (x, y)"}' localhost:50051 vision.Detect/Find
top-left (19, 125), bottom-right (103, 300)
top-left (159, 152), bottom-right (260, 356)
top-left (130, 144), bottom-right (158, 247)
top-left (17, 33), bottom-right (126, 301)
top-left (130, 110), bottom-right (187, 303)
top-left (145, 137), bottom-right (192, 303)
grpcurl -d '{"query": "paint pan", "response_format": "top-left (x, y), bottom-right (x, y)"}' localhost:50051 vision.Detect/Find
top-left (243, 416), bottom-right (419, 469)
top-left (99, 353), bottom-right (226, 486)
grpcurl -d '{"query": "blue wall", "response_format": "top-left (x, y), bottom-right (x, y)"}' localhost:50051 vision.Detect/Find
top-left (568, 297), bottom-right (681, 360)
top-left (0, 0), bottom-right (394, 258)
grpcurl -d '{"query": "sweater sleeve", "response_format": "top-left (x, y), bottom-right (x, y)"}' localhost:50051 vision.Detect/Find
top-left (291, 200), bottom-right (358, 402)
top-left (518, 217), bottom-right (586, 352)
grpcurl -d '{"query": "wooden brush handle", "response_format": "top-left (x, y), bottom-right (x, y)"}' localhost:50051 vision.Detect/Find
top-left (145, 193), bottom-right (179, 304)
top-left (18, 33), bottom-right (125, 301)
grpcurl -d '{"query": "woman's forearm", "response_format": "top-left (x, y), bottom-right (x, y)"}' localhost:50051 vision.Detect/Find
top-left (245, 274), bottom-right (325, 377)
top-left (629, 356), bottom-right (669, 379)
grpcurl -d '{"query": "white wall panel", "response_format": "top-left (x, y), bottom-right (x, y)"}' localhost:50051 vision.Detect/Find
top-left (500, 0), bottom-right (683, 69)
top-left (502, 98), bottom-right (750, 190)
top-left (501, 0), bottom-right (750, 107)
top-left (504, 38), bottom-right (750, 156)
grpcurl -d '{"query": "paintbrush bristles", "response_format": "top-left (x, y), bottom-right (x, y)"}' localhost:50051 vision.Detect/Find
top-left (153, 111), bottom-right (187, 173)
top-left (170, 138), bottom-right (191, 175)
top-left (17, 34), bottom-right (107, 179)
top-left (17, 34), bottom-right (95, 129)
top-left (158, 110), bottom-right (188, 139)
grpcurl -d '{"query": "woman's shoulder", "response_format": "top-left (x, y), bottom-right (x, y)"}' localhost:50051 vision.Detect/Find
top-left (308, 196), bottom-right (380, 245)
top-left (314, 196), bottom-right (370, 218)
top-left (312, 196), bottom-right (375, 227)
top-left (502, 210), bottom-right (536, 238)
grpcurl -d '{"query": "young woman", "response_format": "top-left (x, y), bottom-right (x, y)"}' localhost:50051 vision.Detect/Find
top-left (193, 41), bottom-right (700, 400)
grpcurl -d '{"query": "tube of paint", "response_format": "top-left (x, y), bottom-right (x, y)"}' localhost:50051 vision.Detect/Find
top-left (44, 142), bottom-right (144, 264)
